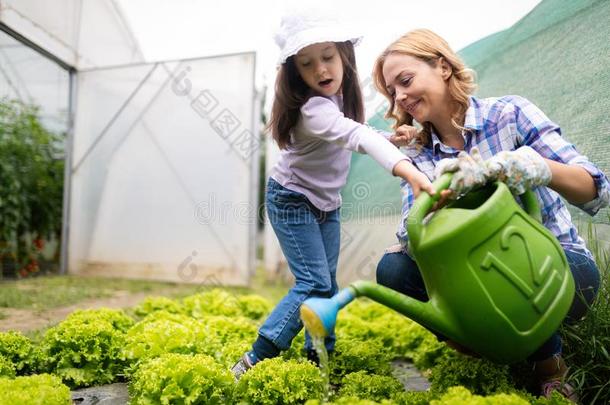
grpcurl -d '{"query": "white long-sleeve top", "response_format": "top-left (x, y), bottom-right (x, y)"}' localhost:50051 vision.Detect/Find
top-left (270, 94), bottom-right (408, 211)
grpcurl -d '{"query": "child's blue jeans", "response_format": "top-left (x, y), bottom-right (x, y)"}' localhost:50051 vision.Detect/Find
top-left (252, 178), bottom-right (340, 361)
top-left (376, 248), bottom-right (600, 362)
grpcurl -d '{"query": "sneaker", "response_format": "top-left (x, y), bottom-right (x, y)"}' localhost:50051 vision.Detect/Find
top-left (231, 352), bottom-right (256, 381)
top-left (540, 380), bottom-right (579, 403)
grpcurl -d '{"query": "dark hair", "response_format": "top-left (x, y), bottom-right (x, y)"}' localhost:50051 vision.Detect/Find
top-left (267, 41), bottom-right (364, 149)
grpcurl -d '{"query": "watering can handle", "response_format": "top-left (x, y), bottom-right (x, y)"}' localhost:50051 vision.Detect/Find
top-left (519, 188), bottom-right (543, 223)
top-left (407, 173), bottom-right (452, 249)
top-left (407, 173), bottom-right (542, 249)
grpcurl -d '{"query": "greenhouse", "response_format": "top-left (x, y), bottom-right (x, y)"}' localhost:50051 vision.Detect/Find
top-left (0, 0), bottom-right (608, 404)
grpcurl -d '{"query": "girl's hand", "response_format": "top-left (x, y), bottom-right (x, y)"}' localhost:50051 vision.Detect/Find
top-left (393, 160), bottom-right (435, 198)
top-left (390, 125), bottom-right (418, 147)
top-left (406, 165), bottom-right (452, 212)
top-left (408, 169), bottom-right (436, 198)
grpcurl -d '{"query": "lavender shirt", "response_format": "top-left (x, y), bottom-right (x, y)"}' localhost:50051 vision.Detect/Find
top-left (270, 95), bottom-right (408, 211)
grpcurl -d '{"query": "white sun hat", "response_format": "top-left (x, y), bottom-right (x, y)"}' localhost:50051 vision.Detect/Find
top-left (274, 8), bottom-right (362, 65)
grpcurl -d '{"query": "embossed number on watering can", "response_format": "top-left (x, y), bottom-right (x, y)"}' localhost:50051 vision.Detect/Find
top-left (468, 213), bottom-right (565, 333)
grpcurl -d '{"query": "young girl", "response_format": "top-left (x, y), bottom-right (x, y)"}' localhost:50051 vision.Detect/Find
top-left (372, 29), bottom-right (609, 401)
top-left (230, 14), bottom-right (433, 379)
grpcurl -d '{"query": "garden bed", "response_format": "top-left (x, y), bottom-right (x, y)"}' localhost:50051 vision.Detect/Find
top-left (2, 284), bottom-right (604, 404)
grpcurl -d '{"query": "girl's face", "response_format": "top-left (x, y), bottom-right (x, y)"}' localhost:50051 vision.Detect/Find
top-left (295, 42), bottom-right (344, 97)
top-left (382, 53), bottom-right (451, 124)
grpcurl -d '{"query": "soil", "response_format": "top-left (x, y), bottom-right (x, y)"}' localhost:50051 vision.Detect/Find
top-left (0, 290), bottom-right (169, 333)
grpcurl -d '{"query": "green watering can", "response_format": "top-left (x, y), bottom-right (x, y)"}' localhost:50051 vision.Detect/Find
top-left (301, 173), bottom-right (575, 364)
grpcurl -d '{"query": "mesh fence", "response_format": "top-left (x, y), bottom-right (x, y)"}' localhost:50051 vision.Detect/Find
top-left (342, 0), bottom-right (609, 225)
top-left (460, 0), bottom-right (610, 224)
top-left (336, 0), bottom-right (609, 281)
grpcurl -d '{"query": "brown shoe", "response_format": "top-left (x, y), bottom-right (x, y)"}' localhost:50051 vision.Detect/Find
top-left (540, 379), bottom-right (579, 403)
top-left (534, 355), bottom-right (578, 403)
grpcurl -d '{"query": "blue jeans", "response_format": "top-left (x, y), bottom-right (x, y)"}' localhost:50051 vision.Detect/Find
top-left (252, 178), bottom-right (340, 360)
top-left (376, 248), bottom-right (600, 362)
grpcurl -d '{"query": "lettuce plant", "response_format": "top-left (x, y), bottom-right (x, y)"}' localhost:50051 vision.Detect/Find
top-left (181, 289), bottom-right (244, 318)
top-left (195, 315), bottom-right (259, 367)
top-left (124, 311), bottom-right (259, 370)
top-left (129, 353), bottom-right (233, 404)
top-left (391, 390), bottom-right (434, 405)
top-left (123, 312), bottom-right (202, 373)
top-left (429, 352), bottom-right (514, 396)
top-left (330, 338), bottom-right (392, 384)
top-left (410, 332), bottom-right (450, 371)
top-left (65, 308), bottom-right (134, 332)
top-left (0, 331), bottom-right (38, 375)
top-left (337, 299), bottom-right (446, 364)
top-left (237, 294), bottom-right (272, 320)
top-left (180, 289), bottom-right (273, 321)
top-left (337, 371), bottom-right (404, 402)
top-left (40, 309), bottom-right (132, 387)
top-left (0, 356), bottom-right (15, 378)
top-left (305, 397), bottom-right (387, 405)
top-left (430, 386), bottom-right (529, 405)
top-left (0, 374), bottom-right (71, 405)
top-left (234, 358), bottom-right (324, 404)
top-left (132, 296), bottom-right (183, 318)
top-left (337, 311), bottom-right (438, 364)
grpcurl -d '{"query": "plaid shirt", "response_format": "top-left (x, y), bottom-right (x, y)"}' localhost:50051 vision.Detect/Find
top-left (397, 95), bottom-right (610, 258)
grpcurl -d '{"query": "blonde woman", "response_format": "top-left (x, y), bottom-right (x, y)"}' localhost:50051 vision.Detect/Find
top-left (372, 29), bottom-right (609, 402)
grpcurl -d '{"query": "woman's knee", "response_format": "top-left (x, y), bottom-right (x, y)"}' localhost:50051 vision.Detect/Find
top-left (376, 252), bottom-right (428, 300)
top-left (564, 250), bottom-right (601, 323)
top-left (376, 253), bottom-right (403, 288)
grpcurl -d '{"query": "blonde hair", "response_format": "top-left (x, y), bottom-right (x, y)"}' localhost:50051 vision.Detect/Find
top-left (372, 29), bottom-right (476, 147)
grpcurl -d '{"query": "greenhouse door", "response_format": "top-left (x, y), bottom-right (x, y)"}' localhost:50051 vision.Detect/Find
top-left (68, 53), bottom-right (259, 286)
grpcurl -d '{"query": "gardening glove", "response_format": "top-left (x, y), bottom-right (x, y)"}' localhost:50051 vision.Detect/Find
top-left (434, 147), bottom-right (488, 197)
top-left (484, 146), bottom-right (551, 195)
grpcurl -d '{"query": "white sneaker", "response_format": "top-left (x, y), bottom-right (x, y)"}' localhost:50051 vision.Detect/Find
top-left (230, 353), bottom-right (255, 381)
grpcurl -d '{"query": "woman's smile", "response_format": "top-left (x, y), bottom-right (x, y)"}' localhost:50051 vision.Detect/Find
top-left (403, 99), bottom-right (420, 115)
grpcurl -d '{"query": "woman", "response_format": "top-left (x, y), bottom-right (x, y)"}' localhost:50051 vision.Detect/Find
top-left (372, 28), bottom-right (609, 402)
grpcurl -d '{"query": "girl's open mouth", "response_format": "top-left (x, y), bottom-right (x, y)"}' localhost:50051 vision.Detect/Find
top-left (319, 79), bottom-right (333, 87)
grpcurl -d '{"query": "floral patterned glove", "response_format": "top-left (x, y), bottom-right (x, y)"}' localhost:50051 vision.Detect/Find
top-left (434, 147), bottom-right (488, 197)
top-left (485, 146), bottom-right (551, 195)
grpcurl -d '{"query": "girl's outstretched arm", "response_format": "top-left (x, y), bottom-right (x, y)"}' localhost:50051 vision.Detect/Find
top-left (392, 160), bottom-right (435, 198)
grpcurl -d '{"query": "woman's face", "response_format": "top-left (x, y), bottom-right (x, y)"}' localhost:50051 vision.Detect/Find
top-left (382, 53), bottom-right (450, 124)
top-left (295, 42), bottom-right (344, 97)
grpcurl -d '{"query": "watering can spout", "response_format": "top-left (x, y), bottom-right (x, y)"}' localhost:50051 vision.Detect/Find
top-left (300, 288), bottom-right (356, 337)
top-left (348, 280), bottom-right (457, 338)
top-left (301, 281), bottom-right (456, 340)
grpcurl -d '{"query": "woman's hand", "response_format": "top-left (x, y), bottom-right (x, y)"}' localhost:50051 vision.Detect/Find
top-left (485, 146), bottom-right (551, 195)
top-left (434, 147), bottom-right (488, 197)
top-left (390, 124), bottom-right (418, 147)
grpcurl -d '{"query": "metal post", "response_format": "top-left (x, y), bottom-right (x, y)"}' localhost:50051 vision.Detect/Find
top-left (59, 68), bottom-right (77, 274)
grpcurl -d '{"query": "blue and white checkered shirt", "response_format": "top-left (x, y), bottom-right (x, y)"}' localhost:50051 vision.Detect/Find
top-left (397, 95), bottom-right (610, 258)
